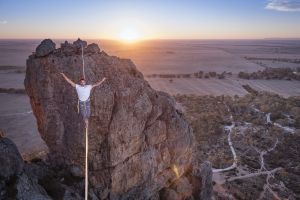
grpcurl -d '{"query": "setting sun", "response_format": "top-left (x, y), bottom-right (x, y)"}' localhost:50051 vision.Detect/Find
top-left (119, 28), bottom-right (141, 42)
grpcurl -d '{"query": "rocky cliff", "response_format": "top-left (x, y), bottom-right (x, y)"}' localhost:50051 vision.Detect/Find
top-left (0, 131), bottom-right (52, 200)
top-left (23, 39), bottom-right (212, 199)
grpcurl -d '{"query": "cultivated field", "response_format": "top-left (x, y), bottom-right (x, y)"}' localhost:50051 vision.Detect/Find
top-left (0, 39), bottom-right (299, 157)
top-left (102, 39), bottom-right (300, 97)
top-left (146, 77), bottom-right (300, 97)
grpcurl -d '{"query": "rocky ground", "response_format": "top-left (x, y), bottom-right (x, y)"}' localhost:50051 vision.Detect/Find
top-left (175, 90), bottom-right (300, 200)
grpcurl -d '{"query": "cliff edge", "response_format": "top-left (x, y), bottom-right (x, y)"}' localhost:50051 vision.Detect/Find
top-left (23, 39), bottom-right (212, 199)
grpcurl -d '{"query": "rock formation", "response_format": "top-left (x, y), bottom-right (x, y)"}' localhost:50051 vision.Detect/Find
top-left (0, 133), bottom-right (24, 180)
top-left (24, 39), bottom-right (211, 199)
top-left (0, 135), bottom-right (51, 200)
top-left (35, 39), bottom-right (56, 57)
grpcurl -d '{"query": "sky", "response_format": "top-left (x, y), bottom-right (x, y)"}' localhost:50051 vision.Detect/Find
top-left (0, 0), bottom-right (300, 40)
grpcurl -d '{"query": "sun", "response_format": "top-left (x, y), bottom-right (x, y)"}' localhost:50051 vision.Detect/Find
top-left (119, 28), bottom-right (141, 42)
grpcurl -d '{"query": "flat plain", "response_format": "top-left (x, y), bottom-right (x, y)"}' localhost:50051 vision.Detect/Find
top-left (0, 39), bottom-right (299, 156)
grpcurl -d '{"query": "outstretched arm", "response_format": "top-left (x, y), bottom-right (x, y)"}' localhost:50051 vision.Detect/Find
top-left (92, 77), bottom-right (106, 88)
top-left (60, 73), bottom-right (76, 87)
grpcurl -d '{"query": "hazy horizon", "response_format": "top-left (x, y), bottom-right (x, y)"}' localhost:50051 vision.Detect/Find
top-left (1, 0), bottom-right (300, 40)
top-left (1, 38), bottom-right (300, 41)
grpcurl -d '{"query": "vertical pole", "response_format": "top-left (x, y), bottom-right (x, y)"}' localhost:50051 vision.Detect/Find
top-left (85, 125), bottom-right (88, 200)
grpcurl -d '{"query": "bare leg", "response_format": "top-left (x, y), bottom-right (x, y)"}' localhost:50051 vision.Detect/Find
top-left (85, 119), bottom-right (89, 128)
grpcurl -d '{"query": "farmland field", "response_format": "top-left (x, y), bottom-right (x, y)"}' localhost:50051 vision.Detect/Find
top-left (0, 39), bottom-right (299, 156)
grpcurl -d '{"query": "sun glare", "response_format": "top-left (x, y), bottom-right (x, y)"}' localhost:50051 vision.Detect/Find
top-left (119, 28), bottom-right (141, 42)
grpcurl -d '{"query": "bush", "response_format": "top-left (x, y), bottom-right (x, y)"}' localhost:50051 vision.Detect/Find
top-left (218, 74), bottom-right (225, 79)
top-left (209, 72), bottom-right (217, 77)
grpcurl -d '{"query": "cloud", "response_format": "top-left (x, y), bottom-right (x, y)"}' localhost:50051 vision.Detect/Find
top-left (0, 20), bottom-right (8, 24)
top-left (266, 0), bottom-right (300, 11)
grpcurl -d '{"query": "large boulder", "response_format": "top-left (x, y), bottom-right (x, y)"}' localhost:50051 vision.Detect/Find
top-left (15, 173), bottom-right (52, 200)
top-left (197, 162), bottom-right (213, 200)
top-left (73, 38), bottom-right (87, 48)
top-left (86, 43), bottom-right (101, 54)
top-left (0, 136), bottom-right (52, 200)
top-left (24, 39), bottom-right (197, 199)
top-left (35, 39), bottom-right (56, 57)
top-left (0, 135), bottom-right (24, 179)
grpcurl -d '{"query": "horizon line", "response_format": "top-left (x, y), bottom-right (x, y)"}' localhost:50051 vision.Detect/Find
top-left (1, 37), bottom-right (300, 41)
